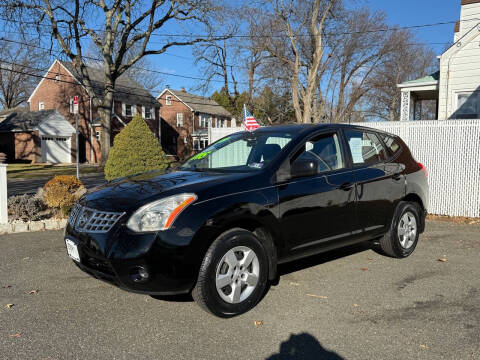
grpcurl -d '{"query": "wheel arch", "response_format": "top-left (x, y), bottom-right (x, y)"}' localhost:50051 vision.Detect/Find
top-left (403, 193), bottom-right (426, 232)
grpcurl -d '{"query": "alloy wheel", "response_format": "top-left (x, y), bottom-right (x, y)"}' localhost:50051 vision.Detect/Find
top-left (398, 211), bottom-right (417, 249)
top-left (215, 246), bottom-right (260, 304)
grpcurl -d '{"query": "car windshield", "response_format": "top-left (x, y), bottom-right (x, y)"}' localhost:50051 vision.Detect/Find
top-left (181, 131), bottom-right (294, 172)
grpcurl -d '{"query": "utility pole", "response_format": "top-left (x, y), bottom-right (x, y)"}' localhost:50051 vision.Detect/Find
top-left (73, 96), bottom-right (80, 179)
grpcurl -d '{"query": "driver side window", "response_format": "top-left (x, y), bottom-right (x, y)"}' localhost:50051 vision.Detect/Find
top-left (293, 133), bottom-right (345, 173)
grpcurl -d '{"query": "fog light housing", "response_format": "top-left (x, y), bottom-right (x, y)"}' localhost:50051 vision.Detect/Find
top-left (130, 266), bottom-right (150, 283)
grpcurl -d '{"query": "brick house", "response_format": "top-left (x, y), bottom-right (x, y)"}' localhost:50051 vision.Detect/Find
top-left (0, 108), bottom-right (74, 163)
top-left (27, 59), bottom-right (160, 163)
top-left (157, 88), bottom-right (234, 157)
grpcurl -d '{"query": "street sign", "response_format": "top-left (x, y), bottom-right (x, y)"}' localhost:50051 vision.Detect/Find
top-left (73, 96), bottom-right (79, 114)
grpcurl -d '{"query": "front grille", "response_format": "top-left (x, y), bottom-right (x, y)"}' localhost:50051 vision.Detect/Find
top-left (69, 203), bottom-right (124, 233)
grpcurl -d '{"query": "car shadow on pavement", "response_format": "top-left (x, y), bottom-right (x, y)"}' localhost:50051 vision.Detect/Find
top-left (266, 333), bottom-right (343, 360)
top-left (277, 241), bottom-right (373, 279)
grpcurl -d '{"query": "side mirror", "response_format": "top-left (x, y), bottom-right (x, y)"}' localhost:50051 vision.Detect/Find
top-left (291, 159), bottom-right (318, 178)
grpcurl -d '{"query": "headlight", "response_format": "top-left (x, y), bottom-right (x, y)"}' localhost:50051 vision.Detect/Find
top-left (126, 193), bottom-right (197, 232)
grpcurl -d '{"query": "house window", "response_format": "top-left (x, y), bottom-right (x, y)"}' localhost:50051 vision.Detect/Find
top-left (199, 114), bottom-right (209, 128)
top-left (200, 139), bottom-right (208, 149)
top-left (144, 106), bottom-right (152, 119)
top-left (54, 74), bottom-right (61, 83)
top-left (193, 139), bottom-right (200, 150)
top-left (456, 92), bottom-right (480, 119)
top-left (216, 118), bottom-right (228, 128)
top-left (95, 131), bottom-right (100, 140)
top-left (39, 102), bottom-right (44, 110)
top-left (176, 113), bottom-right (184, 127)
top-left (125, 104), bottom-right (132, 117)
top-left (166, 95), bottom-right (172, 106)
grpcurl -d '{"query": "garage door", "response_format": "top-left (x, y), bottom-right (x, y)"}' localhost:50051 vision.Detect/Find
top-left (41, 136), bottom-right (71, 163)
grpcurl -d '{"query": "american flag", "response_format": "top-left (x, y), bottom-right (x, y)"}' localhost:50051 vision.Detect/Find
top-left (243, 105), bottom-right (260, 131)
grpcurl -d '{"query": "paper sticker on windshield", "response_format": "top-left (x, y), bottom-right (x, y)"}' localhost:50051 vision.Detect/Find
top-left (249, 162), bottom-right (264, 169)
top-left (349, 138), bottom-right (363, 164)
top-left (191, 150), bottom-right (212, 161)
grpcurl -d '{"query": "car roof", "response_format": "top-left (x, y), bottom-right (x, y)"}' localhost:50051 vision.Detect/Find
top-left (249, 123), bottom-right (393, 137)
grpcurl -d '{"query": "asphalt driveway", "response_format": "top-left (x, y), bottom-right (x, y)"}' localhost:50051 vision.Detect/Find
top-left (0, 221), bottom-right (479, 359)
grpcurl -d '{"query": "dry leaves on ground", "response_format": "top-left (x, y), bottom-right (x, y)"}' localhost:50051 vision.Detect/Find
top-left (306, 294), bottom-right (328, 299)
top-left (419, 344), bottom-right (429, 350)
top-left (289, 282), bottom-right (300, 286)
top-left (438, 257), bottom-right (448, 262)
top-left (9, 333), bottom-right (21, 338)
top-left (5, 303), bottom-right (14, 309)
top-left (29, 290), bottom-right (39, 295)
top-left (353, 304), bottom-right (360, 307)
top-left (360, 268), bottom-right (368, 272)
top-left (2, 285), bottom-right (12, 289)
top-left (254, 320), bottom-right (263, 327)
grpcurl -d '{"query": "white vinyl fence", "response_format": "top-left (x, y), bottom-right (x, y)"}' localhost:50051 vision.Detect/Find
top-left (209, 120), bottom-right (480, 217)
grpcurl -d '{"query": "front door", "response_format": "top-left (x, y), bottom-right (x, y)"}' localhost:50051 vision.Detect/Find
top-left (277, 131), bottom-right (357, 261)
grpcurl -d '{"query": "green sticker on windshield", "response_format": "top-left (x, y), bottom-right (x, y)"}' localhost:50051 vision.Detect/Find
top-left (191, 150), bottom-right (212, 160)
top-left (216, 136), bottom-right (231, 144)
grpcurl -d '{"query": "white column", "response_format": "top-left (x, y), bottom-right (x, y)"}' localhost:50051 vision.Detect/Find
top-left (400, 90), bottom-right (411, 121)
top-left (0, 164), bottom-right (7, 224)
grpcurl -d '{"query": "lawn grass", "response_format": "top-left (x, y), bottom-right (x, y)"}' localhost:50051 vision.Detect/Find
top-left (6, 163), bottom-right (104, 179)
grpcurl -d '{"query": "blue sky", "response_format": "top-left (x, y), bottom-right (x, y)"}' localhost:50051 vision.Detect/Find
top-left (155, 0), bottom-right (461, 95)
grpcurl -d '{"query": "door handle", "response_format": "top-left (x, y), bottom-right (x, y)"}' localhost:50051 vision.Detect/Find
top-left (340, 182), bottom-right (354, 191)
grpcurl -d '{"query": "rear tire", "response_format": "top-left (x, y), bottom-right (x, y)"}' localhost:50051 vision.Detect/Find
top-left (379, 201), bottom-right (422, 258)
top-left (192, 228), bottom-right (269, 317)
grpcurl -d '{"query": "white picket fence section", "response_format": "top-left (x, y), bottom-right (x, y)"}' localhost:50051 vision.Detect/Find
top-left (208, 120), bottom-right (480, 217)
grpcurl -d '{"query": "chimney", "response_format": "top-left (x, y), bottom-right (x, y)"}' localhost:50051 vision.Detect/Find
top-left (166, 84), bottom-right (170, 89)
top-left (180, 87), bottom-right (186, 93)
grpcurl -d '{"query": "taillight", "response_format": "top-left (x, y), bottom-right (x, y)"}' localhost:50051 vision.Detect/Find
top-left (418, 162), bottom-right (427, 177)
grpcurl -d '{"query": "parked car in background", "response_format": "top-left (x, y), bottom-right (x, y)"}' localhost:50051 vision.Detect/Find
top-left (64, 124), bottom-right (429, 317)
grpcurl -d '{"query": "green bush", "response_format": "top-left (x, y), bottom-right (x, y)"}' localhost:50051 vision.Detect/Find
top-left (104, 114), bottom-right (169, 180)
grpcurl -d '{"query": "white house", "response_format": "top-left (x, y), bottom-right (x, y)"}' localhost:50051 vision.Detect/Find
top-left (397, 0), bottom-right (480, 120)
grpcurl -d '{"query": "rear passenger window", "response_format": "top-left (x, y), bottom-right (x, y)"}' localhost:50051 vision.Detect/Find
top-left (380, 135), bottom-right (401, 155)
top-left (345, 130), bottom-right (387, 165)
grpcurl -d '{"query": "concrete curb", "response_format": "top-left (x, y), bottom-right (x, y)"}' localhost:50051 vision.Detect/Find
top-left (0, 218), bottom-right (67, 234)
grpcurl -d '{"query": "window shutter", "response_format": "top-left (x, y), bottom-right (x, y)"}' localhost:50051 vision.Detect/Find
top-left (122, 102), bottom-right (126, 116)
top-left (132, 105), bottom-right (137, 116)
top-left (142, 106), bottom-right (145, 118)
top-left (152, 107), bottom-right (156, 120)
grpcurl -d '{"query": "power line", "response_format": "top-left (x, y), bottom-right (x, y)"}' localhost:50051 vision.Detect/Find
top-left (0, 62), bottom-right (233, 108)
top-left (2, 16), bottom-right (480, 38)
top-left (0, 37), bottom-right (252, 85)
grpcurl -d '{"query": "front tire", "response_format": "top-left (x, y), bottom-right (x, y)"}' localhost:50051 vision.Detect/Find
top-left (192, 228), bottom-right (269, 317)
top-left (379, 201), bottom-right (422, 258)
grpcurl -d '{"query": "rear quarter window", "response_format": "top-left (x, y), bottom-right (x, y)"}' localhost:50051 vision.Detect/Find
top-left (380, 135), bottom-right (402, 156)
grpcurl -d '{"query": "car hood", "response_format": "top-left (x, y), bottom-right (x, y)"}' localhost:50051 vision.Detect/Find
top-left (82, 169), bottom-right (252, 213)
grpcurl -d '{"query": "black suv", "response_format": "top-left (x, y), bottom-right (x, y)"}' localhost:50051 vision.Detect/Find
top-left (65, 124), bottom-right (429, 317)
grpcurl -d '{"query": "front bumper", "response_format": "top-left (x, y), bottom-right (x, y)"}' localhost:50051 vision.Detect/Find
top-left (64, 224), bottom-right (200, 295)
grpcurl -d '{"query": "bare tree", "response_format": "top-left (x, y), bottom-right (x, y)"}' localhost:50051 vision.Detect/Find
top-left (1, 0), bottom-right (221, 163)
top-left (362, 30), bottom-right (437, 121)
top-left (0, 38), bottom-right (48, 109)
top-left (262, 0), bottom-right (339, 124)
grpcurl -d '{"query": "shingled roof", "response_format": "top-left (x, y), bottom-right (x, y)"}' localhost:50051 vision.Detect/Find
top-left (59, 61), bottom-right (158, 106)
top-left (0, 109), bottom-right (67, 133)
top-left (162, 89), bottom-right (232, 117)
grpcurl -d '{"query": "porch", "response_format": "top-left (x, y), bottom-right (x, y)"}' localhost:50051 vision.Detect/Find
top-left (397, 71), bottom-right (440, 121)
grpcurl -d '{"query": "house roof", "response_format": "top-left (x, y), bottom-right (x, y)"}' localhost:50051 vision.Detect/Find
top-left (59, 61), bottom-right (158, 106)
top-left (0, 109), bottom-right (74, 135)
top-left (160, 89), bottom-right (232, 117)
top-left (397, 71), bottom-right (440, 89)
